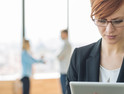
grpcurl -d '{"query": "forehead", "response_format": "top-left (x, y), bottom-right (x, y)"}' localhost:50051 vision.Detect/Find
top-left (61, 32), bottom-right (67, 34)
top-left (106, 4), bottom-right (124, 20)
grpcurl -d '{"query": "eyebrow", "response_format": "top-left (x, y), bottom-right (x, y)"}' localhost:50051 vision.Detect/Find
top-left (111, 17), bottom-right (124, 20)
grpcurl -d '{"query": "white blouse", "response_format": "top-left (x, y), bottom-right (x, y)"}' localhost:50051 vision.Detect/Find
top-left (99, 65), bottom-right (120, 83)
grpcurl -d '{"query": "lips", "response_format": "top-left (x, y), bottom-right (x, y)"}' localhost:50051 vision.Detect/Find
top-left (106, 35), bottom-right (116, 39)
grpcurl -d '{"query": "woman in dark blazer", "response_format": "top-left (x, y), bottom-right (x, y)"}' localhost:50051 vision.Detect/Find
top-left (66, 0), bottom-right (124, 94)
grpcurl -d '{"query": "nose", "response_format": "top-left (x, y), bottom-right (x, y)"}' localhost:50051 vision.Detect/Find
top-left (105, 23), bottom-right (115, 33)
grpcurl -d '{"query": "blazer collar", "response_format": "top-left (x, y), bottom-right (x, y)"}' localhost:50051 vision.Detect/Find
top-left (86, 39), bottom-right (124, 82)
top-left (86, 39), bottom-right (101, 81)
top-left (117, 58), bottom-right (124, 82)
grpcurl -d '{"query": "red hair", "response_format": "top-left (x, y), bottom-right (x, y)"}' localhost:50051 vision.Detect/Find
top-left (90, 0), bottom-right (124, 19)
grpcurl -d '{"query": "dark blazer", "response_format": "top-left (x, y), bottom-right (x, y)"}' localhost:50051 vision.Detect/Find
top-left (66, 39), bottom-right (124, 94)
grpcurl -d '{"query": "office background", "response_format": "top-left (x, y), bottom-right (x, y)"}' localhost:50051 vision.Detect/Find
top-left (0, 0), bottom-right (101, 94)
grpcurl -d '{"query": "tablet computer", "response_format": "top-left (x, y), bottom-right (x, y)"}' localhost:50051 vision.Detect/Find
top-left (70, 82), bottom-right (124, 94)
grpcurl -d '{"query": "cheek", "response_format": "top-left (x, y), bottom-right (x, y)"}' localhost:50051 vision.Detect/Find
top-left (97, 27), bottom-right (106, 35)
top-left (116, 28), bottom-right (124, 34)
top-left (117, 27), bottom-right (124, 30)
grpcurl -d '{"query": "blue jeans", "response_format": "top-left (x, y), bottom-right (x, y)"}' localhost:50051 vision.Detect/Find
top-left (60, 74), bottom-right (67, 94)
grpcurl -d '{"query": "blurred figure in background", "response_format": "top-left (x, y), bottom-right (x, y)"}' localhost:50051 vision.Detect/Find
top-left (21, 39), bottom-right (45, 94)
top-left (57, 29), bottom-right (72, 94)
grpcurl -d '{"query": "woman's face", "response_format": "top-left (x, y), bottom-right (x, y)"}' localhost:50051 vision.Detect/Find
top-left (26, 42), bottom-right (30, 50)
top-left (97, 4), bottom-right (124, 44)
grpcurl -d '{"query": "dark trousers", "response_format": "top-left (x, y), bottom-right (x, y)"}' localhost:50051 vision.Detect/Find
top-left (21, 76), bottom-right (30, 94)
top-left (60, 74), bottom-right (67, 94)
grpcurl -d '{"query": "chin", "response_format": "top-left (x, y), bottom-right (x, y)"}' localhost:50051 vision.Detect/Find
top-left (105, 38), bottom-right (120, 45)
top-left (107, 41), bottom-right (118, 44)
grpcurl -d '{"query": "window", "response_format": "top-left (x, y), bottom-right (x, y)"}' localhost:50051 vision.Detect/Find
top-left (69, 0), bottom-right (101, 47)
top-left (25, 0), bottom-right (67, 78)
top-left (0, 0), bottom-right (22, 79)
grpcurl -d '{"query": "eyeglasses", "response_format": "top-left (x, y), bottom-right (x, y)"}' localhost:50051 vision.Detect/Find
top-left (93, 19), bottom-right (124, 27)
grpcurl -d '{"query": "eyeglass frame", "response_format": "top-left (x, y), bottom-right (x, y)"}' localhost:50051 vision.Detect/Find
top-left (92, 19), bottom-right (124, 28)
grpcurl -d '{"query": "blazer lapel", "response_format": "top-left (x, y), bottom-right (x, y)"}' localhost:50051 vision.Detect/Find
top-left (86, 39), bottom-right (101, 81)
top-left (117, 58), bottom-right (124, 82)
